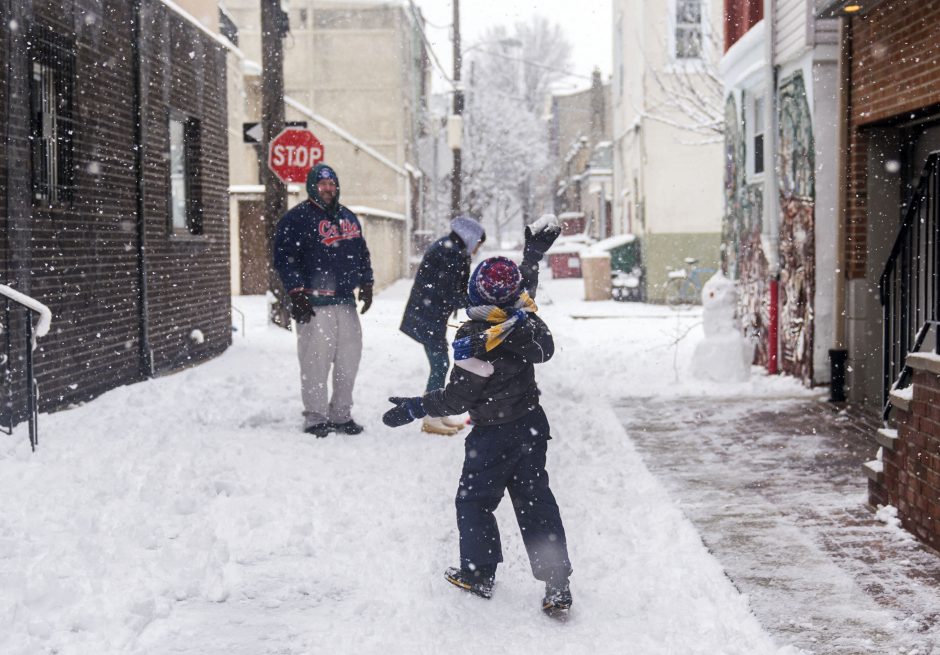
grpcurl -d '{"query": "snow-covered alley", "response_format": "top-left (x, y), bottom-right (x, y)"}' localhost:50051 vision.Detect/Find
top-left (1, 277), bottom-right (937, 655)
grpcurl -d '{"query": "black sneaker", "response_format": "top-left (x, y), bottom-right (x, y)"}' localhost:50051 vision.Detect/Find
top-left (444, 566), bottom-right (495, 600)
top-left (330, 420), bottom-right (364, 435)
top-left (304, 423), bottom-right (332, 438)
top-left (542, 581), bottom-right (572, 616)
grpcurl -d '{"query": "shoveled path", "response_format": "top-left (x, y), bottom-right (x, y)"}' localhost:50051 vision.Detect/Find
top-left (615, 395), bottom-right (940, 655)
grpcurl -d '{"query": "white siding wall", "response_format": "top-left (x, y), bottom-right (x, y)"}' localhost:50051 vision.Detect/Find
top-left (775, 0), bottom-right (810, 64)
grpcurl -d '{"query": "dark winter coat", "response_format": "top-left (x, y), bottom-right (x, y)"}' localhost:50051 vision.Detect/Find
top-left (399, 233), bottom-right (471, 345)
top-left (421, 313), bottom-right (554, 426)
top-left (273, 199), bottom-right (373, 305)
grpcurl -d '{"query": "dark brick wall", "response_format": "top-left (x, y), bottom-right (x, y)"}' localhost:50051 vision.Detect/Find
top-left (845, 0), bottom-right (940, 279)
top-left (138, 0), bottom-right (231, 373)
top-left (0, 0), bottom-right (230, 425)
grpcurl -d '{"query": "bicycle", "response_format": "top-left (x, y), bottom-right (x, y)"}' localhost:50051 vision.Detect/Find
top-left (664, 258), bottom-right (716, 305)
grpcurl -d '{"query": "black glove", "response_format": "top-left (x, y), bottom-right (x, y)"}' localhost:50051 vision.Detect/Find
top-left (382, 396), bottom-right (426, 427)
top-left (289, 291), bottom-right (314, 324)
top-left (358, 284), bottom-right (373, 314)
top-left (523, 223), bottom-right (561, 261)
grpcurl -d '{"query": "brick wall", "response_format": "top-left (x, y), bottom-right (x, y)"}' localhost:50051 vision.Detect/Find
top-left (845, 0), bottom-right (940, 279)
top-left (138, 0), bottom-right (231, 373)
top-left (0, 0), bottom-right (230, 425)
top-left (879, 357), bottom-right (940, 550)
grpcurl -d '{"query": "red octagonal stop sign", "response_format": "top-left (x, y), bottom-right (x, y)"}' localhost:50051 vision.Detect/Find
top-left (267, 128), bottom-right (325, 184)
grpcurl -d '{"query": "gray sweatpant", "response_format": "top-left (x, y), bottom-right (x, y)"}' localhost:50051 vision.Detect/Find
top-left (295, 304), bottom-right (362, 428)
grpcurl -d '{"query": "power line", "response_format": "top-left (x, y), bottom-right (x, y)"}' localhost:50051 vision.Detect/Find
top-left (408, 0), bottom-right (455, 88)
top-left (470, 47), bottom-right (595, 81)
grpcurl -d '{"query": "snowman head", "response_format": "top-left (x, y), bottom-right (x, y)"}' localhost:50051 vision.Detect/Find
top-left (701, 272), bottom-right (736, 312)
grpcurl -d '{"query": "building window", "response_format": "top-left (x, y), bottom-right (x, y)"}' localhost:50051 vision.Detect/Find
top-left (752, 95), bottom-right (765, 176)
top-left (675, 0), bottom-right (703, 60)
top-left (28, 25), bottom-right (75, 206)
top-left (169, 114), bottom-right (202, 235)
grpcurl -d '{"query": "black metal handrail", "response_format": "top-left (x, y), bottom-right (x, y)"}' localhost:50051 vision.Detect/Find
top-left (0, 285), bottom-right (51, 451)
top-left (880, 151), bottom-right (940, 420)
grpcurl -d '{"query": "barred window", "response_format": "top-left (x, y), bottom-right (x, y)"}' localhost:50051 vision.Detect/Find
top-left (169, 114), bottom-right (202, 235)
top-left (675, 0), bottom-right (703, 60)
top-left (28, 24), bottom-right (75, 206)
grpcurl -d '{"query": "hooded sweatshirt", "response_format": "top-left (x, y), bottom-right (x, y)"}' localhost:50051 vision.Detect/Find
top-left (273, 164), bottom-right (373, 305)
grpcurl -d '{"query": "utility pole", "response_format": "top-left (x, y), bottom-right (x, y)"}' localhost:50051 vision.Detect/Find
top-left (261, 0), bottom-right (290, 327)
top-left (449, 0), bottom-right (463, 217)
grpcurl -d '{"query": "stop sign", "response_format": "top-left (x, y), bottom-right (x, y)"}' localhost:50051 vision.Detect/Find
top-left (267, 128), bottom-right (325, 184)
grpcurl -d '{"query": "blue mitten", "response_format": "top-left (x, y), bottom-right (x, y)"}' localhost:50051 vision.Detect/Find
top-left (452, 336), bottom-right (474, 361)
top-left (382, 396), bottom-right (427, 427)
top-left (510, 309), bottom-right (528, 325)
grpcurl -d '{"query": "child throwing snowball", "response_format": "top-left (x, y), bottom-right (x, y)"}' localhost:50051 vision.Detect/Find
top-left (382, 217), bottom-right (573, 617)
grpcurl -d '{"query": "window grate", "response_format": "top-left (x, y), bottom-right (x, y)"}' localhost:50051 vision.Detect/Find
top-left (28, 23), bottom-right (75, 207)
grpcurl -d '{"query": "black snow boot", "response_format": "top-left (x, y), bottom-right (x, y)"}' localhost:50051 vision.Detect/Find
top-left (304, 423), bottom-right (332, 438)
top-left (444, 566), bottom-right (495, 600)
top-left (542, 581), bottom-right (572, 617)
top-left (330, 419), bottom-right (364, 435)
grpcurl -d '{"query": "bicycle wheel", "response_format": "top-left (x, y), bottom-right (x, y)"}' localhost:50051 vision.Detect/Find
top-left (678, 279), bottom-right (699, 304)
top-left (664, 278), bottom-right (685, 305)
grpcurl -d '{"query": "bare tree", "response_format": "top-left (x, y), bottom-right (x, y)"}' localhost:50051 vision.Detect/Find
top-left (639, 19), bottom-right (724, 143)
top-left (462, 15), bottom-right (572, 242)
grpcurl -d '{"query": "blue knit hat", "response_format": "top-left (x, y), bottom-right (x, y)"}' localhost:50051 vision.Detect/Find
top-left (468, 256), bottom-right (522, 306)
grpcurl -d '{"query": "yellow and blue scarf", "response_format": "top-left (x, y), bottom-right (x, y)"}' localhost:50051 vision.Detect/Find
top-left (453, 292), bottom-right (538, 360)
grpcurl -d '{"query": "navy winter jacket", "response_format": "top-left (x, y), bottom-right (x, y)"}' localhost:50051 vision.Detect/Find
top-left (273, 200), bottom-right (373, 304)
top-left (399, 233), bottom-right (471, 345)
top-left (421, 313), bottom-right (555, 426)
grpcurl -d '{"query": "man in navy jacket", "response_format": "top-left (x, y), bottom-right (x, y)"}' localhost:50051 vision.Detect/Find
top-left (273, 163), bottom-right (373, 438)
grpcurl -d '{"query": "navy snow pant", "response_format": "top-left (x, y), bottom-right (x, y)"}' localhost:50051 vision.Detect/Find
top-left (456, 406), bottom-right (572, 584)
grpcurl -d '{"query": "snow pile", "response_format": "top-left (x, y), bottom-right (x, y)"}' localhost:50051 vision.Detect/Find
top-left (691, 272), bottom-right (752, 382)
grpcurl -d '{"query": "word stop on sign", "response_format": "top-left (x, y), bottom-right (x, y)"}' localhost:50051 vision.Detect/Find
top-left (271, 144), bottom-right (324, 168)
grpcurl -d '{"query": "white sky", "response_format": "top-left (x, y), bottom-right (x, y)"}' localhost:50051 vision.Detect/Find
top-left (412, 0), bottom-right (613, 94)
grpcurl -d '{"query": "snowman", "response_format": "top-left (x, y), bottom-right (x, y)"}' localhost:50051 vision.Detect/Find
top-left (691, 272), bottom-right (753, 382)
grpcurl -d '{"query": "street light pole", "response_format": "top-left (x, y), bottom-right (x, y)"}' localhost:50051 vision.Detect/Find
top-left (450, 0), bottom-right (463, 217)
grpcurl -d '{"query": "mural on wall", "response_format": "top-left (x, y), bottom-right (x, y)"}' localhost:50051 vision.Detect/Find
top-left (721, 95), bottom-right (745, 279)
top-left (722, 93), bottom-right (770, 366)
top-left (777, 72), bottom-right (815, 384)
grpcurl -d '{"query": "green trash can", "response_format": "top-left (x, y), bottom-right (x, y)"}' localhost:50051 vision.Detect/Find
top-left (599, 235), bottom-right (639, 273)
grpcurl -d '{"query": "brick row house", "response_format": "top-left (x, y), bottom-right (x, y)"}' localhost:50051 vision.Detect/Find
top-left (0, 0), bottom-right (231, 428)
top-left (828, 0), bottom-right (940, 551)
top-left (720, 0), bottom-right (940, 551)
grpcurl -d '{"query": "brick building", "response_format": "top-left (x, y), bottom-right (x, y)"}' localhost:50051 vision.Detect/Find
top-left (0, 0), bottom-right (231, 428)
top-left (815, 0), bottom-right (940, 549)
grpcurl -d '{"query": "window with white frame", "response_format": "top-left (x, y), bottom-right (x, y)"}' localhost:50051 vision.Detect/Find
top-left (675, 0), bottom-right (703, 60)
top-left (752, 95), bottom-right (765, 176)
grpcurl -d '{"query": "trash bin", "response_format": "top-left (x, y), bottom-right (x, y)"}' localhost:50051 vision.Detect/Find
top-left (581, 252), bottom-right (612, 301)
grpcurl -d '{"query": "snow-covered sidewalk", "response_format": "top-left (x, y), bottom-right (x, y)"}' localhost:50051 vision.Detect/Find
top-left (0, 278), bottom-right (807, 655)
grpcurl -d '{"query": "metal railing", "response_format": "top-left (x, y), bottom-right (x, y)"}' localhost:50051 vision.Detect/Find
top-left (880, 151), bottom-right (940, 420)
top-left (0, 285), bottom-right (52, 451)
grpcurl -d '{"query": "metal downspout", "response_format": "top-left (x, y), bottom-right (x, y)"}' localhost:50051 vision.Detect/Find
top-left (764, 0), bottom-right (780, 374)
top-left (131, 0), bottom-right (153, 377)
top-left (829, 17), bottom-right (851, 401)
